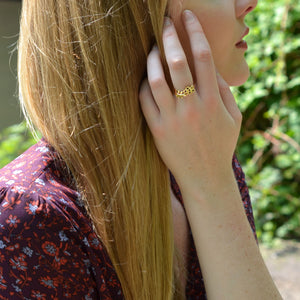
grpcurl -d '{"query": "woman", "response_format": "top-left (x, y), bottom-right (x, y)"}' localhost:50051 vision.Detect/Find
top-left (0, 0), bottom-right (282, 299)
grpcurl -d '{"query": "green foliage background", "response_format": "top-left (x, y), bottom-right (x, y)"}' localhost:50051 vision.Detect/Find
top-left (234, 0), bottom-right (300, 245)
top-left (0, 0), bottom-right (299, 245)
top-left (0, 122), bottom-right (37, 168)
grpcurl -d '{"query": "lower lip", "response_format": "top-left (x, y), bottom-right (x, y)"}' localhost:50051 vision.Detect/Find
top-left (235, 40), bottom-right (248, 50)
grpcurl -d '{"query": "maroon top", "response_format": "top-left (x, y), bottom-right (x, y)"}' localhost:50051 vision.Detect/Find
top-left (0, 139), bottom-right (256, 299)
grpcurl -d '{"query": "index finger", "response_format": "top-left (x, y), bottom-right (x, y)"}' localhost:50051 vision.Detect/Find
top-left (182, 10), bottom-right (219, 101)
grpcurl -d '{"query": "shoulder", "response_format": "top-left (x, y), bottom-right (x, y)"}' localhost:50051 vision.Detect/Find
top-left (0, 139), bottom-right (76, 198)
top-left (0, 140), bottom-right (89, 241)
top-left (0, 140), bottom-right (53, 187)
top-left (0, 139), bottom-right (85, 216)
top-left (0, 140), bottom-right (123, 299)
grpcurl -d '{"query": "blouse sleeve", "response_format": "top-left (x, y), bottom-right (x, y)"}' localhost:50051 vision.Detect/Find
top-left (0, 186), bottom-right (108, 300)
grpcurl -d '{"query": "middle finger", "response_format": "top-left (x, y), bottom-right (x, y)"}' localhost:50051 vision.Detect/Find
top-left (163, 17), bottom-right (195, 96)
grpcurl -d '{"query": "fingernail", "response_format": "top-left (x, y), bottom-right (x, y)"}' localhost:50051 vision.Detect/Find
top-left (183, 10), bottom-right (195, 22)
top-left (164, 17), bottom-right (172, 27)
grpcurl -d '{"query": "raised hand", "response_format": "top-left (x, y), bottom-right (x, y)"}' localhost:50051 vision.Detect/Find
top-left (139, 10), bottom-right (242, 195)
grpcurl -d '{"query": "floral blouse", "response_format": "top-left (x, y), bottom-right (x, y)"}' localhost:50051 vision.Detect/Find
top-left (0, 139), bottom-right (256, 299)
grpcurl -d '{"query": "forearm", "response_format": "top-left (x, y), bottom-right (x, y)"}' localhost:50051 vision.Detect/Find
top-left (139, 9), bottom-right (282, 299)
top-left (181, 173), bottom-right (283, 300)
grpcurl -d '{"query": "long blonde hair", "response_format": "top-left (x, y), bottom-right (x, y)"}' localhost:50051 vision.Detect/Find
top-left (18, 0), bottom-right (185, 299)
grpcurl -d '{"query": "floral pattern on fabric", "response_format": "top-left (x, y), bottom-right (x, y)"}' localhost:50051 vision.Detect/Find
top-left (0, 140), bottom-right (256, 299)
top-left (0, 140), bottom-right (123, 299)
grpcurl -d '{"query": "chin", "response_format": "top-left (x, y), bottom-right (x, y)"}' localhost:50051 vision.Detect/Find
top-left (221, 63), bottom-right (250, 87)
top-left (229, 73), bottom-right (250, 86)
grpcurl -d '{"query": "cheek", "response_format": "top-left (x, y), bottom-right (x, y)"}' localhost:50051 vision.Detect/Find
top-left (198, 14), bottom-right (235, 63)
top-left (169, 6), bottom-right (243, 85)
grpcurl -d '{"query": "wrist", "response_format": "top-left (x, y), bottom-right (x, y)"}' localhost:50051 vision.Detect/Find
top-left (178, 168), bottom-right (239, 205)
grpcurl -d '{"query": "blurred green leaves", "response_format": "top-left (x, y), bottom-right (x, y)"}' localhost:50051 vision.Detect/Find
top-left (0, 122), bottom-right (38, 168)
top-left (235, 0), bottom-right (300, 245)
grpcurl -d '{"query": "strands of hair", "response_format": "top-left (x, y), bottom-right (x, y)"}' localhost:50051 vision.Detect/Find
top-left (18, 0), bottom-right (185, 298)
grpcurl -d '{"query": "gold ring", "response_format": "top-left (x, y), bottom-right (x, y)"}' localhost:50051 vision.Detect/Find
top-left (175, 84), bottom-right (196, 99)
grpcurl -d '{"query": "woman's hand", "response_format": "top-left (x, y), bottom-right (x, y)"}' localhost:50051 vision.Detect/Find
top-left (139, 12), bottom-right (283, 299)
top-left (139, 10), bottom-right (242, 195)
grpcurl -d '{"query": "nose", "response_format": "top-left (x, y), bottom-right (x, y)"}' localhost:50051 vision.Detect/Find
top-left (236, 0), bottom-right (258, 19)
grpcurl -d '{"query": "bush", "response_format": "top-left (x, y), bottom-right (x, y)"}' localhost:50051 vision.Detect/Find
top-left (235, 0), bottom-right (300, 245)
top-left (0, 122), bottom-right (37, 169)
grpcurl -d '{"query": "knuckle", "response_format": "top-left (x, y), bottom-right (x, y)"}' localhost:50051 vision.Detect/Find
top-left (194, 47), bottom-right (212, 62)
top-left (169, 56), bottom-right (187, 71)
top-left (149, 76), bottom-right (165, 90)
